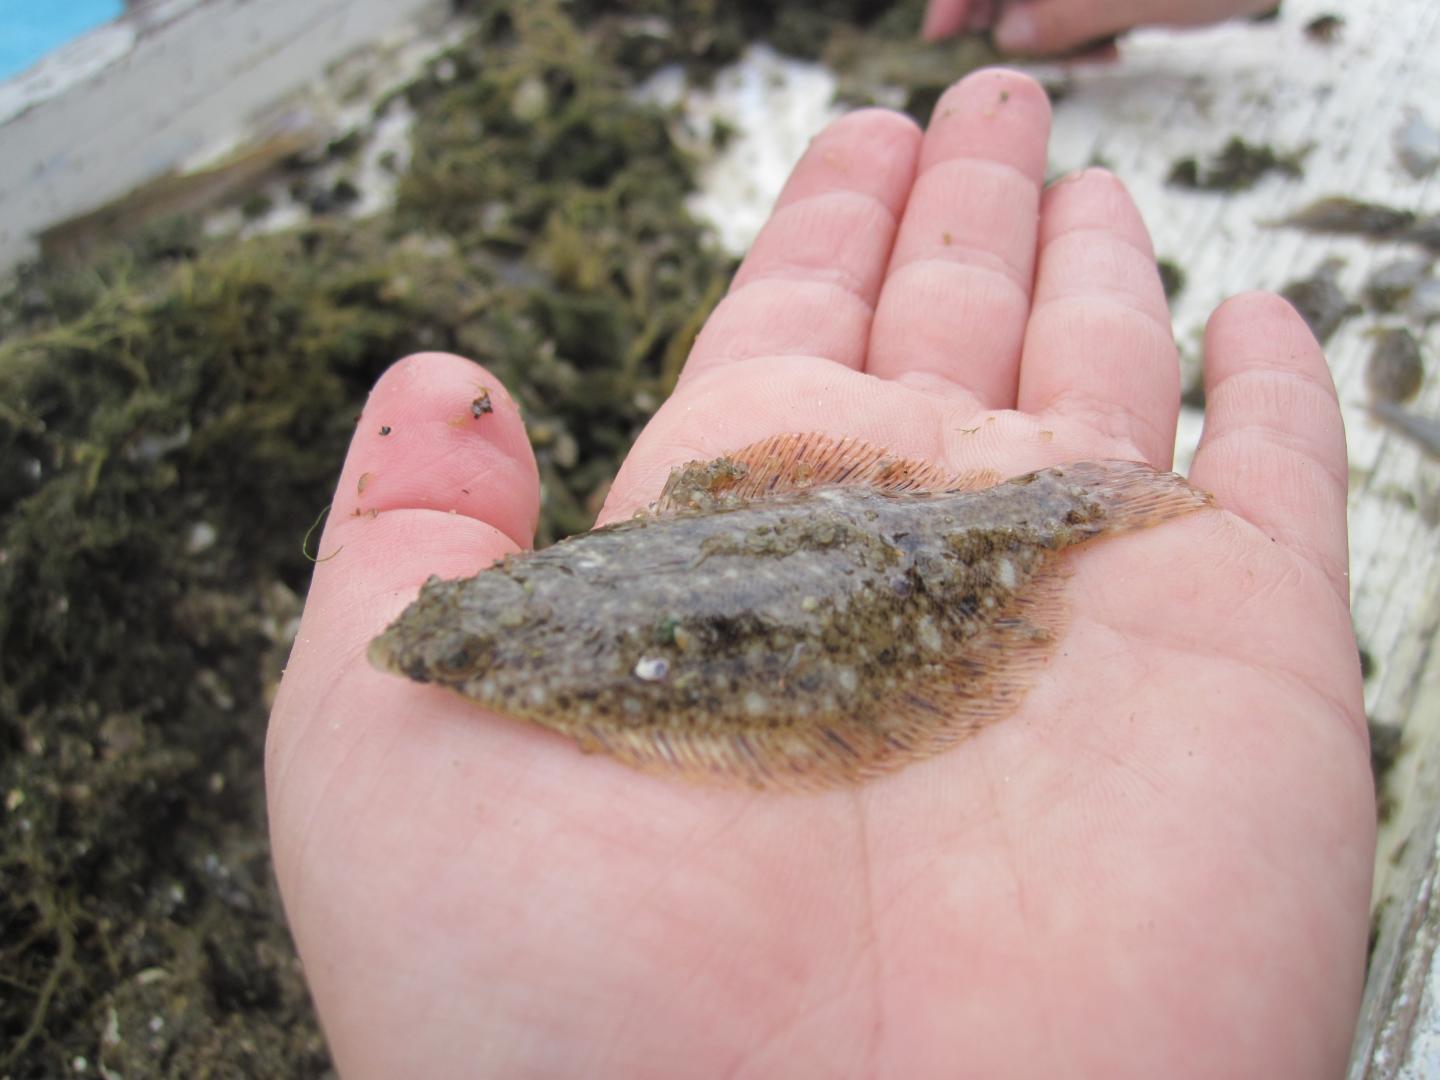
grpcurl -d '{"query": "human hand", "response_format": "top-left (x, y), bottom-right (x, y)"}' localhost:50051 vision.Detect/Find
top-left (267, 69), bottom-right (1374, 1077)
top-left (923, 0), bottom-right (1279, 54)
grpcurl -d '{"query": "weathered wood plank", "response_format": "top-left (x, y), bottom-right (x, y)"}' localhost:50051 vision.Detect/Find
top-left (0, 0), bottom-right (447, 269)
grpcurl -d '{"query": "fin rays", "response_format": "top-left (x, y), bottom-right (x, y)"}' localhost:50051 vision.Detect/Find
top-left (654, 432), bottom-right (999, 515)
top-left (577, 564), bottom-right (1070, 792)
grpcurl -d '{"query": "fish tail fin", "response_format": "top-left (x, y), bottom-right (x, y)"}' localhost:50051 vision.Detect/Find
top-left (1058, 460), bottom-right (1216, 536)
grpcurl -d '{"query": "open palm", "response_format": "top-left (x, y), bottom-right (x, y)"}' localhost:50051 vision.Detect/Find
top-left (267, 70), bottom-right (1374, 1078)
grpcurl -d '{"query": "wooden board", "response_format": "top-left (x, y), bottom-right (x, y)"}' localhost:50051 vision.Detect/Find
top-left (0, 0), bottom-right (447, 269)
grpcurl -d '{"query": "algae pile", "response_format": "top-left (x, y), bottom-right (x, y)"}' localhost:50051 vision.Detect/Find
top-left (0, 0), bottom-right (980, 1073)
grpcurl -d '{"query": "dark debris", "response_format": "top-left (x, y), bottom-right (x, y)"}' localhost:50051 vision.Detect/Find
top-left (1168, 137), bottom-right (1305, 193)
top-left (1303, 14), bottom-right (1344, 43)
top-left (1280, 260), bottom-right (1360, 343)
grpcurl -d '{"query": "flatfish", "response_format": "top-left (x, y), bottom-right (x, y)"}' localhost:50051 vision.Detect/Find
top-left (369, 433), bottom-right (1214, 790)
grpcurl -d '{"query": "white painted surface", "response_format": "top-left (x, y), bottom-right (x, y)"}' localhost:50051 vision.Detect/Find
top-left (1393, 833), bottom-right (1440, 1079)
top-left (0, 0), bottom-right (447, 269)
top-left (640, 45), bottom-right (845, 255)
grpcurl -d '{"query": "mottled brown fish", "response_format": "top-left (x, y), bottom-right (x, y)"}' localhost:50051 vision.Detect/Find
top-left (369, 434), bottom-right (1214, 790)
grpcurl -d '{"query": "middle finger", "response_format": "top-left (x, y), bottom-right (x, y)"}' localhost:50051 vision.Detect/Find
top-left (866, 69), bottom-right (1051, 408)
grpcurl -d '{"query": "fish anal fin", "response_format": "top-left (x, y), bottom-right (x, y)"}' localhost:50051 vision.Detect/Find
top-left (653, 432), bottom-right (997, 516)
top-left (572, 563), bottom-right (1070, 792)
top-left (854, 562), bottom-right (1069, 774)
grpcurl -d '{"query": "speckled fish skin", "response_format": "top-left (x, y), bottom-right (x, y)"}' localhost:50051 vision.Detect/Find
top-left (369, 440), bottom-right (1213, 790)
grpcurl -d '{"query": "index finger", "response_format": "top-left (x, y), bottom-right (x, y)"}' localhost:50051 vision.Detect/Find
top-left (678, 109), bottom-right (920, 386)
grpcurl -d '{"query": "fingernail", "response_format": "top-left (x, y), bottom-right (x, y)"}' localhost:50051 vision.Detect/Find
top-left (995, 6), bottom-right (1037, 50)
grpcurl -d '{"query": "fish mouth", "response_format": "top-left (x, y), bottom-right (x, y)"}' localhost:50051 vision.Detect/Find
top-left (366, 625), bottom-right (403, 675)
top-left (367, 617), bottom-right (442, 685)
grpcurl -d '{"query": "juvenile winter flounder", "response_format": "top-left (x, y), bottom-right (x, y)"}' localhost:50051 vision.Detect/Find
top-left (369, 434), bottom-right (1214, 790)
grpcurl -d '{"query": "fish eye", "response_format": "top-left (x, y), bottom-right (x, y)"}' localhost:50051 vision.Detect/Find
top-left (435, 642), bottom-right (478, 676)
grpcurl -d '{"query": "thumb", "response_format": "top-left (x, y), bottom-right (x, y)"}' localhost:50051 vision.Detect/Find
top-left (265, 351), bottom-right (539, 792)
top-left (326, 351), bottom-right (538, 558)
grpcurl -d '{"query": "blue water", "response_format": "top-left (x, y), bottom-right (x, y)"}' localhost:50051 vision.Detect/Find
top-left (0, 0), bottom-right (124, 80)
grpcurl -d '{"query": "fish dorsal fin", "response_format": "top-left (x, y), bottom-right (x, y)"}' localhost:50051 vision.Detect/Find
top-left (653, 432), bottom-right (996, 515)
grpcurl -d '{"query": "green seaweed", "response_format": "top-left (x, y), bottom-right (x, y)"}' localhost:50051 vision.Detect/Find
top-left (0, 223), bottom-right (469, 1077)
top-left (1369, 718), bottom-right (1402, 824)
top-left (1157, 258), bottom-right (1186, 301)
top-left (1279, 259), bottom-right (1360, 344)
top-left (1168, 136), bottom-right (1306, 193)
top-left (1273, 196), bottom-right (1440, 253)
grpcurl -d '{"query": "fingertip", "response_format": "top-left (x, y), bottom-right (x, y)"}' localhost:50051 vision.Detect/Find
top-left (821, 106), bottom-right (925, 164)
top-left (1049, 164), bottom-right (1121, 191)
top-left (333, 351), bottom-right (541, 550)
top-left (1207, 289), bottom-right (1301, 336)
top-left (1204, 291), bottom-right (1337, 398)
top-left (935, 66), bottom-right (1053, 122)
top-left (843, 105), bottom-right (926, 140)
top-left (774, 107), bottom-right (921, 217)
top-left (1039, 167), bottom-right (1153, 253)
top-left (1210, 289), bottom-right (1300, 326)
top-left (921, 68), bottom-right (1052, 176)
top-left (921, 0), bottom-right (968, 41)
